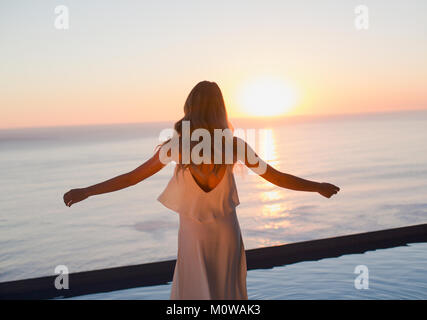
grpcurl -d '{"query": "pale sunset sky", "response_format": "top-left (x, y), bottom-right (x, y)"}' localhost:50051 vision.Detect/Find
top-left (1, 0), bottom-right (426, 128)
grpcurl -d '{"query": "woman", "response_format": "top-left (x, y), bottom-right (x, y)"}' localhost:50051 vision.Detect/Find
top-left (63, 80), bottom-right (340, 299)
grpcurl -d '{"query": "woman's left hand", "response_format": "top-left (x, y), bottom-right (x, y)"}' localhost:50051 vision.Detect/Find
top-left (317, 182), bottom-right (340, 198)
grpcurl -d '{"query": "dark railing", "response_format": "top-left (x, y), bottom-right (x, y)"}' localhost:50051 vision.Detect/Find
top-left (1, 223), bottom-right (426, 299)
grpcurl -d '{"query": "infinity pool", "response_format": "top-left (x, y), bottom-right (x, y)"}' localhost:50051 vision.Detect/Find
top-left (66, 242), bottom-right (427, 299)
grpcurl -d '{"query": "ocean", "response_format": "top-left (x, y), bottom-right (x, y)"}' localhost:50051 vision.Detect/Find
top-left (1, 110), bottom-right (427, 283)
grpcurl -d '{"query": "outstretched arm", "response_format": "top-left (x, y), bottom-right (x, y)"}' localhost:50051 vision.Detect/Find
top-left (234, 137), bottom-right (340, 198)
top-left (63, 148), bottom-right (166, 207)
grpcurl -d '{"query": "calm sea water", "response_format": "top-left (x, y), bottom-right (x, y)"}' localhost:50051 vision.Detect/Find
top-left (1, 111), bottom-right (427, 284)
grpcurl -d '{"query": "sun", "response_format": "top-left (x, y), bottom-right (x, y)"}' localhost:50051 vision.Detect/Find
top-left (237, 77), bottom-right (297, 117)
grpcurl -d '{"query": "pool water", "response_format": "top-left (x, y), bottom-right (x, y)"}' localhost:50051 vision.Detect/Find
top-left (66, 242), bottom-right (427, 300)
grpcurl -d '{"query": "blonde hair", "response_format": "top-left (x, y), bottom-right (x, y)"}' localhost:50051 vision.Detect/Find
top-left (160, 80), bottom-right (233, 175)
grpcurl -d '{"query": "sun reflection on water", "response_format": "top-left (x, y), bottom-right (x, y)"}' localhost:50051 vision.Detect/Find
top-left (261, 203), bottom-right (289, 218)
top-left (258, 129), bottom-right (278, 166)
top-left (257, 129), bottom-right (292, 231)
top-left (263, 220), bottom-right (291, 230)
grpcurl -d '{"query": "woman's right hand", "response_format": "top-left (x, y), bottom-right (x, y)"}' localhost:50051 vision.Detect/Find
top-left (63, 188), bottom-right (89, 207)
top-left (317, 182), bottom-right (340, 198)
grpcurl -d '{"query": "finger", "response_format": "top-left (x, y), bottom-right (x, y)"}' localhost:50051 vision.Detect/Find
top-left (64, 192), bottom-right (71, 203)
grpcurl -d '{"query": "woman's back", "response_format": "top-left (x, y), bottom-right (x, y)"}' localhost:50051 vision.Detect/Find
top-left (157, 163), bottom-right (240, 224)
top-left (188, 163), bottom-right (228, 193)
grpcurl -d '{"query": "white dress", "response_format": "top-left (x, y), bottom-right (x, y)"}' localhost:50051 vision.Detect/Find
top-left (157, 164), bottom-right (248, 300)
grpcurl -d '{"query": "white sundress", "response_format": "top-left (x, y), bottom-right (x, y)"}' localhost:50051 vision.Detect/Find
top-left (157, 164), bottom-right (248, 300)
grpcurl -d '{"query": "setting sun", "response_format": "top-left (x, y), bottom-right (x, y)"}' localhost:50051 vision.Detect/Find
top-left (236, 77), bottom-right (298, 117)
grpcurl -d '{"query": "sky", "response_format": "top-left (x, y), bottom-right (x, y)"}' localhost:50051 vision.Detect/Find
top-left (1, 0), bottom-right (426, 128)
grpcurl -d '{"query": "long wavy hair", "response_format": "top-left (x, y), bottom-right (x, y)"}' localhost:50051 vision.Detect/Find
top-left (160, 80), bottom-right (233, 175)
